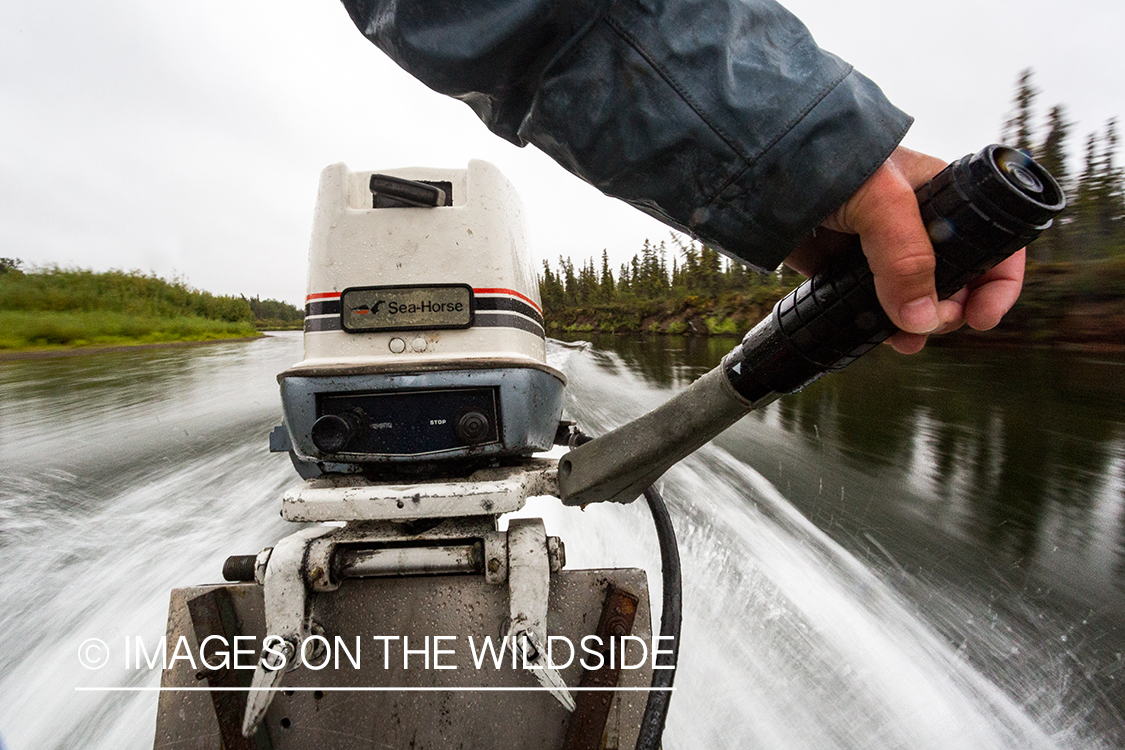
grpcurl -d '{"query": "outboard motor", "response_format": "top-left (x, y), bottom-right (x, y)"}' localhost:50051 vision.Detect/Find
top-left (153, 162), bottom-right (659, 750)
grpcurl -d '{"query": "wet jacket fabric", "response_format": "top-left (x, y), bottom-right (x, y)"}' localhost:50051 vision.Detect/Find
top-left (341, 0), bottom-right (912, 271)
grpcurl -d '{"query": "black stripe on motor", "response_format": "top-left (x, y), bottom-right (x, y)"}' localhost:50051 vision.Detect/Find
top-left (474, 312), bottom-right (544, 338)
top-left (473, 297), bottom-right (544, 327)
top-left (303, 307), bottom-right (542, 336)
top-left (305, 316), bottom-right (342, 332)
top-left (306, 299), bottom-right (341, 316)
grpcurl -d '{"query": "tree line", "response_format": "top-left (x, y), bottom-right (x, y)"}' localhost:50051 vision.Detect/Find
top-left (1003, 68), bottom-right (1124, 262)
top-left (539, 236), bottom-right (798, 314)
top-left (246, 295), bottom-right (303, 328)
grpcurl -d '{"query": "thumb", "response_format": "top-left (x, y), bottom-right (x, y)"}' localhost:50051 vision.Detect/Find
top-left (844, 152), bottom-right (946, 334)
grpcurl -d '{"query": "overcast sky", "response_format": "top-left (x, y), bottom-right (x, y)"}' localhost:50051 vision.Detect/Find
top-left (2, 1), bottom-right (1122, 305)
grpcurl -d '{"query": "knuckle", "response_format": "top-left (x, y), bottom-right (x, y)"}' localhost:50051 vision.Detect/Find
top-left (885, 249), bottom-right (935, 282)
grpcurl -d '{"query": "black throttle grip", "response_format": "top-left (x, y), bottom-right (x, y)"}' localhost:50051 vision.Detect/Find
top-left (722, 145), bottom-right (1065, 404)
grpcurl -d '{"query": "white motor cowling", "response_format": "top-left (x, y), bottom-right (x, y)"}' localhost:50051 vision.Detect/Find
top-left (274, 160), bottom-right (565, 474)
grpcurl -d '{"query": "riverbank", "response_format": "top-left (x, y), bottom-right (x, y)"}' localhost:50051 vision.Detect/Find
top-left (545, 289), bottom-right (787, 337)
top-left (0, 310), bottom-right (260, 352)
top-left (0, 334), bottom-right (265, 361)
top-left (0, 265), bottom-right (300, 353)
top-left (543, 258), bottom-right (1125, 349)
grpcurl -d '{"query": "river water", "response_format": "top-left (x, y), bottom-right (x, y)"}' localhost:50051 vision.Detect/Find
top-left (0, 331), bottom-right (1121, 749)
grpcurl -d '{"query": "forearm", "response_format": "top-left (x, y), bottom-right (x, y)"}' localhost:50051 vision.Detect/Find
top-left (341, 0), bottom-right (912, 271)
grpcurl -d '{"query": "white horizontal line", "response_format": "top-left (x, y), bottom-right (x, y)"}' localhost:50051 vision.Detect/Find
top-left (474, 309), bottom-right (540, 322)
top-left (76, 686), bottom-right (674, 692)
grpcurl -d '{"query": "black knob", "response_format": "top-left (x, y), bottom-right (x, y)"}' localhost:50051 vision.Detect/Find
top-left (311, 413), bottom-right (359, 453)
top-left (223, 555), bottom-right (257, 582)
top-left (455, 408), bottom-right (491, 445)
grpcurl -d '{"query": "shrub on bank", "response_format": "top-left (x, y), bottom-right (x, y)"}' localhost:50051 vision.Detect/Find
top-left (0, 267), bottom-right (261, 350)
top-left (0, 311), bottom-right (257, 350)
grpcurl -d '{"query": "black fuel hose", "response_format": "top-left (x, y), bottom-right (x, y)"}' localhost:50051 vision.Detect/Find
top-left (635, 484), bottom-right (681, 750)
top-left (570, 430), bottom-right (681, 750)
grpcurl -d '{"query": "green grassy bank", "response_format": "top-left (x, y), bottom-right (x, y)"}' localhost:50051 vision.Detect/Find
top-left (0, 265), bottom-right (261, 351)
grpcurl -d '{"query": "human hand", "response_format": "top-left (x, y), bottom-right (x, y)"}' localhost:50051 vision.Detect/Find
top-left (784, 146), bottom-right (1026, 354)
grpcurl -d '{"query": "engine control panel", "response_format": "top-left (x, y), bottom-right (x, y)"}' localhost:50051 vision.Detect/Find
top-left (311, 388), bottom-right (500, 457)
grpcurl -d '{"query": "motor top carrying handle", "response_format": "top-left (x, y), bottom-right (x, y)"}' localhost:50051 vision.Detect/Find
top-left (557, 145), bottom-right (1065, 507)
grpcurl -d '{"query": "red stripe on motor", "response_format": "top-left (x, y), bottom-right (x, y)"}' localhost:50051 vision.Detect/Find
top-left (306, 291), bottom-right (341, 301)
top-left (473, 287), bottom-right (542, 315)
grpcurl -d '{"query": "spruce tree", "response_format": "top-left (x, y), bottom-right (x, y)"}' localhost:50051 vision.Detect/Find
top-left (1034, 105), bottom-right (1071, 262)
top-left (699, 246), bottom-right (721, 295)
top-left (1099, 119), bottom-right (1124, 250)
top-left (599, 250), bottom-right (615, 302)
top-left (1072, 132), bottom-right (1103, 259)
top-left (561, 256), bottom-right (578, 306)
top-left (539, 259), bottom-right (566, 313)
top-left (1002, 69), bottom-right (1038, 153)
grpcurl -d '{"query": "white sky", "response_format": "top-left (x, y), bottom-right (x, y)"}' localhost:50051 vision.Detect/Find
top-left (2, 1), bottom-right (1122, 305)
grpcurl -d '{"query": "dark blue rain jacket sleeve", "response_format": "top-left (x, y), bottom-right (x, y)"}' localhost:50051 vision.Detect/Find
top-left (341, 0), bottom-right (912, 272)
